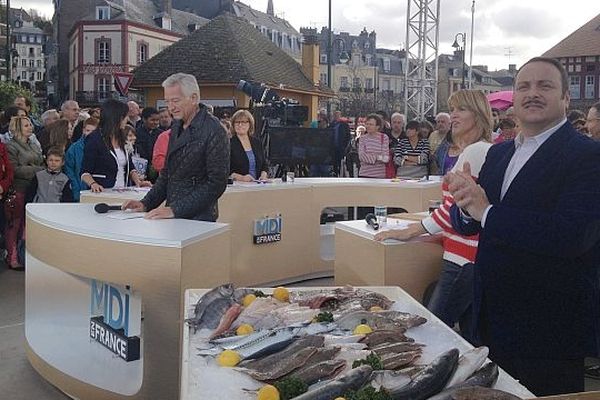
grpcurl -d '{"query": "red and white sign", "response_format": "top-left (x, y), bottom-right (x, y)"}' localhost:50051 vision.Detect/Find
top-left (114, 72), bottom-right (134, 96)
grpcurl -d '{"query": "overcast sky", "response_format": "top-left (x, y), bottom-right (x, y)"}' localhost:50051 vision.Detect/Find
top-left (15, 0), bottom-right (600, 71)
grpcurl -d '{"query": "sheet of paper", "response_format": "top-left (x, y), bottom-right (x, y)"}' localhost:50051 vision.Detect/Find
top-left (104, 211), bottom-right (146, 220)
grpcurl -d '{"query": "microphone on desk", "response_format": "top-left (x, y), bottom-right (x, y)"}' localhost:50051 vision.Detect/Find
top-left (94, 203), bottom-right (122, 214)
top-left (365, 213), bottom-right (380, 231)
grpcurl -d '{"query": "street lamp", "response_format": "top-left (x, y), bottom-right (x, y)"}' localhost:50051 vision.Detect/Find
top-left (452, 32), bottom-right (466, 89)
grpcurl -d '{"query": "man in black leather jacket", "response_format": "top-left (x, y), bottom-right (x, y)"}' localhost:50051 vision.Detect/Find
top-left (123, 73), bottom-right (229, 221)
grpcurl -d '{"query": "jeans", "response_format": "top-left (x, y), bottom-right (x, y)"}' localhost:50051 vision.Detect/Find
top-left (427, 260), bottom-right (474, 340)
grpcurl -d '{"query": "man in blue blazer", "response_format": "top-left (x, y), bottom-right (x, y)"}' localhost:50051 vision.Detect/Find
top-left (447, 57), bottom-right (600, 395)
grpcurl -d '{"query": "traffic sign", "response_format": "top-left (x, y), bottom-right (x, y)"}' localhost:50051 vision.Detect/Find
top-left (114, 72), bottom-right (134, 96)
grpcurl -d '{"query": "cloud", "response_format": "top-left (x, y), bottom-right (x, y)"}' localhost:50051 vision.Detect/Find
top-left (491, 6), bottom-right (561, 39)
top-left (11, 0), bottom-right (54, 18)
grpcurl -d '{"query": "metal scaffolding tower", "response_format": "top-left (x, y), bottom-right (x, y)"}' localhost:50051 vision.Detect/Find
top-left (404, 0), bottom-right (440, 120)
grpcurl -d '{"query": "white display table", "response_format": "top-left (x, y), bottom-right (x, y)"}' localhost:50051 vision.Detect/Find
top-left (25, 203), bottom-right (231, 400)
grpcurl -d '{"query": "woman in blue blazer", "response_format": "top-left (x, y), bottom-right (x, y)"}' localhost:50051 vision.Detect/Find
top-left (81, 99), bottom-right (150, 192)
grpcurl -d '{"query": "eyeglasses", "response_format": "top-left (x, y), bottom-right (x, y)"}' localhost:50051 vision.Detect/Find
top-left (234, 120), bottom-right (250, 125)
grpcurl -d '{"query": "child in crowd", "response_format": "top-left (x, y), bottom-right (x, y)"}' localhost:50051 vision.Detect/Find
top-left (27, 147), bottom-right (73, 203)
top-left (64, 117), bottom-right (98, 201)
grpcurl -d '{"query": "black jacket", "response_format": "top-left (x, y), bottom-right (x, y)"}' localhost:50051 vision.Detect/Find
top-left (141, 105), bottom-right (229, 221)
top-left (136, 125), bottom-right (163, 161)
top-left (81, 129), bottom-right (136, 188)
top-left (229, 135), bottom-right (268, 178)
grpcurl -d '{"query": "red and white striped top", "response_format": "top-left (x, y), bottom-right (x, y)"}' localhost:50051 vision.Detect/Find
top-left (358, 132), bottom-right (389, 178)
top-left (421, 141), bottom-right (493, 266)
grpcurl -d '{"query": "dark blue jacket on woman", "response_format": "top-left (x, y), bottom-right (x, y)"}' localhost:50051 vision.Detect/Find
top-left (81, 129), bottom-right (135, 188)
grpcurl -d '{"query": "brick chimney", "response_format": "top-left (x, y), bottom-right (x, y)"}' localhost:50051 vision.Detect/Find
top-left (301, 31), bottom-right (320, 85)
top-left (267, 0), bottom-right (274, 16)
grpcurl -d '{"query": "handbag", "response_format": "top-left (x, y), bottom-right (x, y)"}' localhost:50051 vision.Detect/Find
top-left (380, 134), bottom-right (396, 178)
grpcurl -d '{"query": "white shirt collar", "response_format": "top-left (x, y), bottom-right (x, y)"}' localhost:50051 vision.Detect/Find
top-left (514, 118), bottom-right (567, 148)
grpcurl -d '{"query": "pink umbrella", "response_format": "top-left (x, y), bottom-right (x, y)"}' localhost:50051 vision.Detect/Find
top-left (487, 91), bottom-right (513, 110)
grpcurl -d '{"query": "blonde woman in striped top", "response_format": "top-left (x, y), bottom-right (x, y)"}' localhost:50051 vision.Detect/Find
top-left (374, 89), bottom-right (493, 340)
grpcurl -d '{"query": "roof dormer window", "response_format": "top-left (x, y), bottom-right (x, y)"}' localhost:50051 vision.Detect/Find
top-left (96, 6), bottom-right (110, 20)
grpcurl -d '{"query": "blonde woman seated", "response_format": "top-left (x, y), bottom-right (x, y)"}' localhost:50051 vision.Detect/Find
top-left (229, 110), bottom-right (269, 182)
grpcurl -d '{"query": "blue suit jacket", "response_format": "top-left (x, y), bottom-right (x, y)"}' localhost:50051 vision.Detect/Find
top-left (451, 122), bottom-right (600, 359)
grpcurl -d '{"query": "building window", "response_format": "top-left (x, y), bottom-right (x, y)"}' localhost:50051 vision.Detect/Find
top-left (365, 78), bottom-right (373, 90)
top-left (575, 65), bottom-right (582, 72)
top-left (37, 71), bottom-right (42, 80)
top-left (340, 76), bottom-right (349, 88)
top-left (21, 71), bottom-right (27, 80)
top-left (587, 64), bottom-right (595, 72)
top-left (97, 76), bottom-right (111, 97)
top-left (96, 39), bottom-right (111, 64)
top-left (569, 76), bottom-right (580, 99)
top-left (37, 48), bottom-right (42, 56)
top-left (29, 47), bottom-right (34, 56)
top-left (21, 35), bottom-right (27, 42)
top-left (383, 58), bottom-right (391, 72)
top-left (585, 75), bottom-right (595, 99)
top-left (137, 41), bottom-right (149, 65)
top-left (319, 73), bottom-right (327, 85)
top-left (271, 30), bottom-right (278, 43)
top-left (383, 79), bottom-right (391, 91)
top-left (352, 77), bottom-right (361, 89)
top-left (365, 54), bottom-right (372, 66)
top-left (21, 59), bottom-right (26, 67)
top-left (586, 56), bottom-right (596, 62)
top-left (96, 6), bottom-right (110, 20)
top-left (29, 59), bottom-right (34, 68)
top-left (37, 60), bottom-right (42, 68)
top-left (320, 54), bottom-right (327, 64)
top-left (36, 36), bottom-right (42, 44)
top-left (28, 35), bottom-right (34, 43)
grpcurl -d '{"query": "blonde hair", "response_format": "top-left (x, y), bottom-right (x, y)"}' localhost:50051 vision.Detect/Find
top-left (9, 116), bottom-right (32, 141)
top-left (447, 89), bottom-right (493, 142)
top-left (231, 109), bottom-right (255, 136)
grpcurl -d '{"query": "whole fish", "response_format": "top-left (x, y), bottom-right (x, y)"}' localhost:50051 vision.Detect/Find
top-left (291, 359), bottom-right (347, 385)
top-left (240, 336), bottom-right (325, 372)
top-left (371, 370), bottom-right (412, 391)
top-left (188, 284), bottom-right (236, 332)
top-left (387, 348), bottom-right (459, 400)
top-left (448, 386), bottom-right (522, 400)
top-left (376, 310), bottom-right (427, 328)
top-left (381, 350), bottom-right (422, 370)
top-left (444, 347), bottom-right (489, 388)
top-left (292, 365), bottom-right (374, 400)
top-left (245, 347), bottom-right (318, 381)
top-left (459, 362), bottom-right (499, 388)
top-left (427, 363), bottom-right (499, 400)
top-left (209, 303), bottom-right (243, 339)
top-left (336, 311), bottom-right (415, 331)
top-left (235, 329), bottom-right (299, 360)
top-left (359, 329), bottom-right (411, 347)
top-left (300, 347), bottom-right (341, 368)
top-left (371, 342), bottom-right (424, 356)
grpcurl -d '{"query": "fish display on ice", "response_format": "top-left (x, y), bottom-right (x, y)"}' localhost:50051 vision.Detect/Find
top-left (290, 359), bottom-right (347, 385)
top-left (209, 303), bottom-right (243, 340)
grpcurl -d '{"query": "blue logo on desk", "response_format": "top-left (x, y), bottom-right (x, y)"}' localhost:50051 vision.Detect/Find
top-left (89, 280), bottom-right (141, 361)
top-left (253, 215), bottom-right (282, 244)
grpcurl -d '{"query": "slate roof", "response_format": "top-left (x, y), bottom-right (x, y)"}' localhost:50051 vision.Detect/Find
top-left (232, 1), bottom-right (300, 38)
top-left (543, 13), bottom-right (600, 58)
top-left (132, 14), bottom-right (323, 94)
top-left (78, 0), bottom-right (208, 36)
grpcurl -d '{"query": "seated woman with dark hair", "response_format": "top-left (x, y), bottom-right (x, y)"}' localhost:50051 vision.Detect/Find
top-left (81, 99), bottom-right (151, 192)
top-left (394, 120), bottom-right (430, 178)
top-left (229, 109), bottom-right (268, 182)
